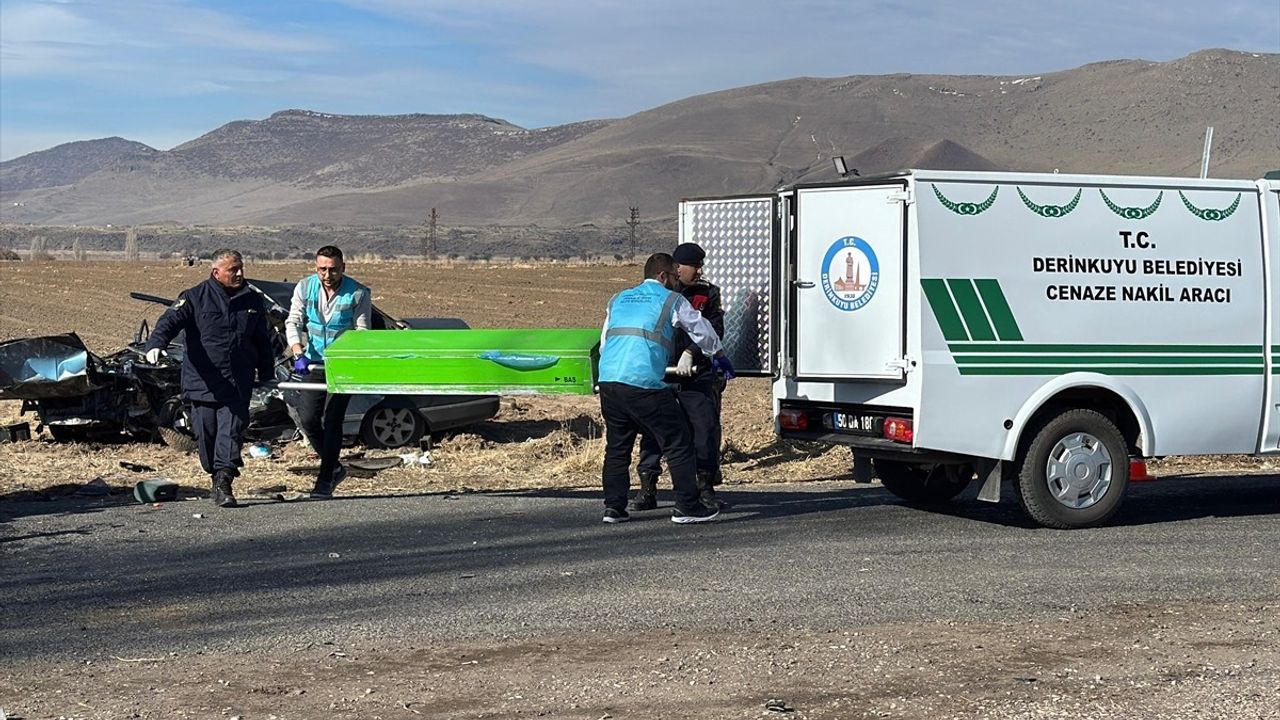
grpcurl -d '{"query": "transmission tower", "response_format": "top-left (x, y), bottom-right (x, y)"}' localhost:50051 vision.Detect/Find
top-left (425, 207), bottom-right (439, 259)
top-left (626, 206), bottom-right (640, 257)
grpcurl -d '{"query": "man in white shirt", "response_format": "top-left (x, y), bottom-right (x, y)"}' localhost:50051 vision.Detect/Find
top-left (284, 245), bottom-right (372, 497)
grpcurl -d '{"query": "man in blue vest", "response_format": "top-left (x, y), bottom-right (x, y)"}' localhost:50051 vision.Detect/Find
top-left (598, 253), bottom-right (735, 524)
top-left (284, 245), bottom-right (372, 498)
top-left (143, 249), bottom-right (276, 508)
top-left (633, 241), bottom-right (728, 512)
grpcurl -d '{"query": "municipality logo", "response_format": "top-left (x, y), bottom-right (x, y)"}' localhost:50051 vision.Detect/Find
top-left (821, 236), bottom-right (878, 312)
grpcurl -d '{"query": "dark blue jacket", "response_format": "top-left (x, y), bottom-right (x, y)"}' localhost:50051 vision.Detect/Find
top-left (145, 278), bottom-right (276, 405)
top-left (670, 280), bottom-right (724, 381)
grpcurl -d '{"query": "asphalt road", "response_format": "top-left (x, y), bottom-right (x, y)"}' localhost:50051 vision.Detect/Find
top-left (3, 474), bottom-right (1278, 664)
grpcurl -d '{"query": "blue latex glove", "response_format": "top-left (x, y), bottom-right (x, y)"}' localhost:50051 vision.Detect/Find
top-left (292, 356), bottom-right (312, 375)
top-left (712, 355), bottom-right (736, 381)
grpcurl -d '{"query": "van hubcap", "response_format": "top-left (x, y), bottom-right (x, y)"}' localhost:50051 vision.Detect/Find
top-left (1044, 432), bottom-right (1112, 509)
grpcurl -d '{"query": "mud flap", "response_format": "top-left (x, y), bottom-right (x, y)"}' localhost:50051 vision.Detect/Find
top-left (975, 459), bottom-right (1003, 503)
top-left (851, 452), bottom-right (875, 483)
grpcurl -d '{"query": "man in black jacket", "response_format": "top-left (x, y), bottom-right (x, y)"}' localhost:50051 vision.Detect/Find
top-left (631, 242), bottom-right (729, 511)
top-left (144, 250), bottom-right (276, 507)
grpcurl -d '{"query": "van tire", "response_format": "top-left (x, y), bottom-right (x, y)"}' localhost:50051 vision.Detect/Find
top-left (1015, 409), bottom-right (1129, 529)
top-left (873, 459), bottom-right (973, 504)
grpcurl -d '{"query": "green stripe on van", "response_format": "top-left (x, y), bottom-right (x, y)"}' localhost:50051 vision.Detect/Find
top-left (958, 366), bottom-right (1264, 376)
top-left (972, 279), bottom-right (1022, 341)
top-left (949, 343), bottom-right (1262, 354)
top-left (954, 354), bottom-right (1262, 365)
top-left (946, 279), bottom-right (996, 341)
top-left (921, 279), bottom-right (969, 341)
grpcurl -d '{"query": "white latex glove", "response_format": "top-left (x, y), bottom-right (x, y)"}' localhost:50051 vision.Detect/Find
top-left (674, 350), bottom-right (696, 376)
top-left (144, 348), bottom-right (163, 364)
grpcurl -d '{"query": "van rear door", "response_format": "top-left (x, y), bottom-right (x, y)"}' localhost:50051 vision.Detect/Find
top-left (679, 196), bottom-right (778, 376)
top-left (792, 183), bottom-right (907, 380)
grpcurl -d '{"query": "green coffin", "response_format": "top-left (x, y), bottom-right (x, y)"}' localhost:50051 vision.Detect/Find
top-left (321, 328), bottom-right (600, 395)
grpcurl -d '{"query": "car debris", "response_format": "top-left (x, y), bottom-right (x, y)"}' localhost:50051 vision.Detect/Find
top-left (74, 477), bottom-right (114, 496)
top-left (0, 421), bottom-right (31, 443)
top-left (133, 479), bottom-right (178, 503)
top-left (0, 280), bottom-right (500, 450)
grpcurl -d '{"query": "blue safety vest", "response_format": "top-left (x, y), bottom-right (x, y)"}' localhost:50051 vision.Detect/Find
top-left (598, 280), bottom-right (680, 389)
top-left (301, 274), bottom-right (368, 360)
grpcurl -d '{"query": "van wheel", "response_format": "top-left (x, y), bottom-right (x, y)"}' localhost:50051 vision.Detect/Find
top-left (1015, 409), bottom-right (1129, 529)
top-left (360, 402), bottom-right (426, 449)
top-left (873, 459), bottom-right (973, 504)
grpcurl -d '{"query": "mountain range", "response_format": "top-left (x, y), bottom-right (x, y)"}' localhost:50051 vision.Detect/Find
top-left (2, 48), bottom-right (1277, 231)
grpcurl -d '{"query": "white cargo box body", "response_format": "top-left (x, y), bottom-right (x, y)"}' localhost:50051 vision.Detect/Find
top-left (796, 170), bottom-right (1267, 459)
top-left (683, 170), bottom-right (1279, 528)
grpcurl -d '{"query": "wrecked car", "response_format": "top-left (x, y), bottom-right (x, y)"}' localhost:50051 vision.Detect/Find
top-left (0, 280), bottom-right (500, 449)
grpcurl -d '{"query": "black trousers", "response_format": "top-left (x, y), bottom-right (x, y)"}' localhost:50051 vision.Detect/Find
top-left (598, 382), bottom-right (701, 513)
top-left (637, 374), bottom-right (722, 481)
top-left (285, 371), bottom-right (351, 485)
top-left (190, 400), bottom-right (249, 478)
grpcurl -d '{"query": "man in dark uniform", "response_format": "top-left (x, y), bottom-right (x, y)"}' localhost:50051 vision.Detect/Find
top-left (144, 249), bottom-right (276, 508)
top-left (631, 241), bottom-right (730, 512)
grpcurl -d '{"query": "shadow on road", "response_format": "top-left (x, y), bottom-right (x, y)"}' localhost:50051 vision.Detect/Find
top-left (2, 472), bottom-right (1279, 662)
top-left (888, 472), bottom-right (1280, 529)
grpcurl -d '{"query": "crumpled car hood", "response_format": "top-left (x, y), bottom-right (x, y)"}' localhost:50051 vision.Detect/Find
top-left (0, 333), bottom-right (98, 400)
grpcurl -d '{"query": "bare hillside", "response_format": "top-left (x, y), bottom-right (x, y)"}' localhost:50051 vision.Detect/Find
top-left (0, 137), bottom-right (158, 192)
top-left (1, 49), bottom-right (1276, 230)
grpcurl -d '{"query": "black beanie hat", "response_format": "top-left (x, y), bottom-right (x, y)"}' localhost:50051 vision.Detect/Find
top-left (672, 242), bottom-right (706, 266)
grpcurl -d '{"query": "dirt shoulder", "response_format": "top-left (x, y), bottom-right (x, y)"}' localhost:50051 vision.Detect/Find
top-left (0, 379), bottom-right (859, 501)
top-left (3, 599), bottom-right (1275, 720)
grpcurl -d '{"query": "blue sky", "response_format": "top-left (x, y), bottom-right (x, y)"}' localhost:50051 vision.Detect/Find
top-left (1, 0), bottom-right (1277, 161)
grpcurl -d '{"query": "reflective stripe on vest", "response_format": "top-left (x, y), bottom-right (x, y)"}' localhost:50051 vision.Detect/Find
top-left (604, 292), bottom-right (679, 350)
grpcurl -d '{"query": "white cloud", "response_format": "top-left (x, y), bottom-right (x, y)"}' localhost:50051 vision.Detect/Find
top-left (99, 1), bottom-right (331, 53)
top-left (0, 0), bottom-right (330, 82)
top-left (327, 0), bottom-right (1280, 120)
top-left (2, 0), bottom-right (1276, 156)
top-left (0, 3), bottom-right (125, 76)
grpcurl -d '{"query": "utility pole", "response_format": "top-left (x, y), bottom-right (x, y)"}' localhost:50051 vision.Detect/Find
top-left (626, 206), bottom-right (640, 257)
top-left (124, 228), bottom-right (139, 261)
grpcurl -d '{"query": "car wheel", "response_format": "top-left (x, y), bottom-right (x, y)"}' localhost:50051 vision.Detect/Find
top-left (360, 402), bottom-right (426, 449)
top-left (1015, 408), bottom-right (1129, 529)
top-left (158, 426), bottom-right (198, 453)
top-left (156, 399), bottom-right (198, 453)
top-left (873, 459), bottom-right (974, 504)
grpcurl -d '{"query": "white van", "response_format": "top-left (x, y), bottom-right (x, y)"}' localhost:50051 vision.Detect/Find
top-left (684, 170), bottom-right (1280, 528)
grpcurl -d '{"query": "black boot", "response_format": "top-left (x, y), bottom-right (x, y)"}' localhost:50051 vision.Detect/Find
top-left (629, 472), bottom-right (658, 511)
top-left (212, 470), bottom-right (237, 508)
top-left (696, 470), bottom-right (723, 510)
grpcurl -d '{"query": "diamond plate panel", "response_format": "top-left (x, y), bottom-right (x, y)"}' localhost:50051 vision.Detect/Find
top-left (681, 197), bottom-right (775, 374)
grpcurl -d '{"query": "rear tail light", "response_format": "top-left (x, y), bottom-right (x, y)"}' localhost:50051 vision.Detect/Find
top-left (883, 416), bottom-right (913, 443)
top-left (778, 408), bottom-right (809, 431)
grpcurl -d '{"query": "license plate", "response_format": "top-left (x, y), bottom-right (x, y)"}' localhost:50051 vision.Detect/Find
top-left (831, 412), bottom-right (881, 435)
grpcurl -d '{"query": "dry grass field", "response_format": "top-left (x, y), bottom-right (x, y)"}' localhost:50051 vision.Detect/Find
top-left (0, 259), bottom-right (844, 500)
